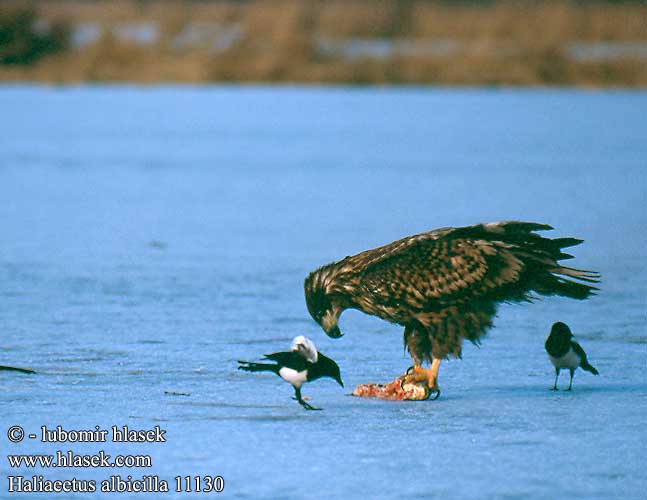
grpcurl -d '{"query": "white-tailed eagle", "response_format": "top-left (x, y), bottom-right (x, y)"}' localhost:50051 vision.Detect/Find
top-left (304, 221), bottom-right (599, 398)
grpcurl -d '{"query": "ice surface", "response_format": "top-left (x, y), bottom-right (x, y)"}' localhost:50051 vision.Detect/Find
top-left (0, 86), bottom-right (645, 499)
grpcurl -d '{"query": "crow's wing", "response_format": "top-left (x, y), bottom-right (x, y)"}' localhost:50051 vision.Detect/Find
top-left (264, 351), bottom-right (309, 371)
top-left (570, 339), bottom-right (599, 374)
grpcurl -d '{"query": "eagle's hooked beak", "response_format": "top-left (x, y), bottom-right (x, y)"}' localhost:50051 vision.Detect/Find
top-left (325, 325), bottom-right (343, 339)
top-left (321, 309), bottom-right (343, 339)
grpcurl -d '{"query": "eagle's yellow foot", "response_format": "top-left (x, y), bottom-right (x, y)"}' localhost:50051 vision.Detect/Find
top-left (401, 366), bottom-right (441, 400)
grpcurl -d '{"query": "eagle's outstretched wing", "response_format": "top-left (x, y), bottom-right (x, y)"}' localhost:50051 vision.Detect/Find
top-left (335, 221), bottom-right (598, 358)
top-left (358, 222), bottom-right (596, 304)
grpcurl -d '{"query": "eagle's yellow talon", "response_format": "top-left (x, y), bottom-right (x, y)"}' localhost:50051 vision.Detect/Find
top-left (401, 364), bottom-right (440, 398)
top-left (402, 366), bottom-right (429, 385)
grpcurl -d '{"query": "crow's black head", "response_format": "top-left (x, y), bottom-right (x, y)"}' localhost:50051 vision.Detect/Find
top-left (312, 352), bottom-right (344, 387)
top-left (550, 321), bottom-right (573, 340)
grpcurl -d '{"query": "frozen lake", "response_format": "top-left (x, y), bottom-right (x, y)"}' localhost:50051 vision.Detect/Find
top-left (1, 86), bottom-right (646, 499)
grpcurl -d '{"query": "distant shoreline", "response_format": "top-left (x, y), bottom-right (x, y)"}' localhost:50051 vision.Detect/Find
top-left (1, 0), bottom-right (646, 87)
top-left (1, 80), bottom-right (646, 94)
top-left (1, 82), bottom-right (645, 91)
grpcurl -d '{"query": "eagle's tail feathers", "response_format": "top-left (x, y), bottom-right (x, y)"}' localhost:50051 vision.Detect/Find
top-left (534, 275), bottom-right (597, 300)
top-left (553, 266), bottom-right (601, 283)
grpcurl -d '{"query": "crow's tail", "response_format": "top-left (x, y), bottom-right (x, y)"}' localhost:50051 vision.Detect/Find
top-left (237, 360), bottom-right (279, 375)
top-left (580, 360), bottom-right (599, 375)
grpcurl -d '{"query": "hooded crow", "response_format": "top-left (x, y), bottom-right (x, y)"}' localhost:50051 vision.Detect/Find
top-left (545, 322), bottom-right (598, 391)
top-left (238, 336), bottom-right (343, 410)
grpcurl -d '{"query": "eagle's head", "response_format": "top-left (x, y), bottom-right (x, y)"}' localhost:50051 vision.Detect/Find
top-left (304, 265), bottom-right (345, 339)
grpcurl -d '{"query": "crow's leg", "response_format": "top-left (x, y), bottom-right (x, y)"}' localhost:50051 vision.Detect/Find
top-left (294, 387), bottom-right (321, 411)
top-left (552, 367), bottom-right (560, 391)
top-left (566, 368), bottom-right (575, 391)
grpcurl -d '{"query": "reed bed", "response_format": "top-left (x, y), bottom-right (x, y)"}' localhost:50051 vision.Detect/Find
top-left (1, 0), bottom-right (645, 86)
